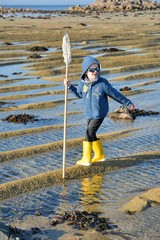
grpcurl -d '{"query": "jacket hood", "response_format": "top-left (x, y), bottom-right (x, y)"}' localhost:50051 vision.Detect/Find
top-left (81, 56), bottom-right (101, 79)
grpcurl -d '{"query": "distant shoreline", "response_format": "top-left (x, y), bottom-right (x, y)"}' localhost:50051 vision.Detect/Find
top-left (0, 4), bottom-right (83, 11)
top-left (1, 1), bottom-right (160, 15)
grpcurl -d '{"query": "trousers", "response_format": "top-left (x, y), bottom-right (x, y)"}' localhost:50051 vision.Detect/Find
top-left (85, 118), bottom-right (104, 142)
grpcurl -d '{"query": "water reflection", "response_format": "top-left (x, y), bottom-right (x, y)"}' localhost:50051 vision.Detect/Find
top-left (78, 174), bottom-right (107, 214)
top-left (57, 174), bottom-right (105, 215)
top-left (81, 174), bottom-right (103, 204)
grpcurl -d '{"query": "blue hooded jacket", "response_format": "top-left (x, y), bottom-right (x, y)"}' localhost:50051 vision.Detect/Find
top-left (69, 56), bottom-right (133, 119)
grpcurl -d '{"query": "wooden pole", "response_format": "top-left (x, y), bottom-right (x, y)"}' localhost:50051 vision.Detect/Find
top-left (62, 65), bottom-right (68, 179)
top-left (62, 33), bottom-right (71, 179)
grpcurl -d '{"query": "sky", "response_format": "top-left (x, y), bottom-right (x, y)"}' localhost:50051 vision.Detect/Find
top-left (1, 0), bottom-right (94, 5)
top-left (1, 0), bottom-right (159, 5)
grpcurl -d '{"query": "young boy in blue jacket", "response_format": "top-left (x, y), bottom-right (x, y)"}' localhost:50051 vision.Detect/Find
top-left (64, 56), bottom-right (135, 166)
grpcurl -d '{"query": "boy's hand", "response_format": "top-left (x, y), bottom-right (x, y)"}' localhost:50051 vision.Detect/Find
top-left (64, 78), bottom-right (71, 87)
top-left (130, 105), bottom-right (135, 110)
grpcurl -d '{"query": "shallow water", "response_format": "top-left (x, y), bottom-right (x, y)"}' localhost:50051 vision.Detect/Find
top-left (0, 40), bottom-right (160, 240)
top-left (1, 159), bottom-right (160, 221)
top-left (0, 63), bottom-right (29, 78)
top-left (103, 67), bottom-right (160, 81)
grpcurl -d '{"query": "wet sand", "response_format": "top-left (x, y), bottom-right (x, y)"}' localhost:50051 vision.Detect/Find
top-left (10, 187), bottom-right (160, 240)
top-left (0, 10), bottom-right (160, 240)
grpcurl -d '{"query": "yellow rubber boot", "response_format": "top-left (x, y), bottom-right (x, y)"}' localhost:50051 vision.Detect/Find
top-left (92, 139), bottom-right (106, 163)
top-left (76, 141), bottom-right (92, 166)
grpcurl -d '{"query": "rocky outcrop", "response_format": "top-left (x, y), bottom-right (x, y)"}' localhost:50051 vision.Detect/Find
top-left (1, 0), bottom-right (160, 15)
top-left (90, 0), bottom-right (160, 12)
top-left (68, 0), bottom-right (160, 13)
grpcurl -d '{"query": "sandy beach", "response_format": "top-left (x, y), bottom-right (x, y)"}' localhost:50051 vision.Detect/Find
top-left (7, 187), bottom-right (160, 240)
top-left (0, 9), bottom-right (160, 240)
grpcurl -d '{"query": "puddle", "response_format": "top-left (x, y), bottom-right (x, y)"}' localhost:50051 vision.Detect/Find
top-left (123, 47), bottom-right (143, 52)
top-left (73, 44), bottom-right (143, 54)
top-left (0, 63), bottom-right (29, 78)
top-left (0, 56), bottom-right (27, 62)
top-left (0, 77), bottom-right (54, 87)
top-left (0, 85), bottom-right (61, 97)
top-left (0, 49), bottom-right (26, 53)
top-left (10, 93), bottom-right (65, 107)
top-left (149, 32), bottom-right (160, 36)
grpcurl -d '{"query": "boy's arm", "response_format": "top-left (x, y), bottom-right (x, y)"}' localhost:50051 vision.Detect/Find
top-left (64, 78), bottom-right (82, 98)
top-left (105, 82), bottom-right (135, 109)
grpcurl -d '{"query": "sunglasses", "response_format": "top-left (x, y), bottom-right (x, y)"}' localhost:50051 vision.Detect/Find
top-left (88, 67), bottom-right (100, 73)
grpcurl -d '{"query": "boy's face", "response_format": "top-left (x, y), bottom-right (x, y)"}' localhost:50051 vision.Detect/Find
top-left (86, 63), bottom-right (100, 81)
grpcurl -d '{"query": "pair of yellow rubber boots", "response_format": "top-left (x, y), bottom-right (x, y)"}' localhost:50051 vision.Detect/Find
top-left (77, 139), bottom-right (106, 166)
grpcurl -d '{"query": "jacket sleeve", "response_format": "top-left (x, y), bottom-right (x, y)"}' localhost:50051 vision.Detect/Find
top-left (105, 81), bottom-right (133, 107)
top-left (68, 83), bottom-right (83, 98)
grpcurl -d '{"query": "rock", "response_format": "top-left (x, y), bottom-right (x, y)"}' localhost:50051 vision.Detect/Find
top-left (3, 42), bottom-right (13, 45)
top-left (50, 210), bottom-right (117, 233)
top-left (50, 217), bottom-right (65, 226)
top-left (2, 113), bottom-right (38, 124)
top-left (28, 46), bottom-right (48, 52)
top-left (31, 227), bottom-right (41, 234)
top-left (79, 23), bottom-right (87, 27)
top-left (90, 0), bottom-right (160, 12)
top-left (0, 223), bottom-right (24, 240)
top-left (100, 47), bottom-right (124, 52)
top-left (0, 222), bottom-right (10, 240)
top-left (108, 106), bottom-right (136, 120)
top-left (0, 101), bottom-right (7, 106)
top-left (0, 74), bottom-right (8, 78)
top-left (35, 211), bottom-right (42, 216)
top-left (28, 53), bottom-right (42, 59)
top-left (0, 101), bottom-right (15, 107)
top-left (82, 40), bottom-right (89, 44)
top-left (120, 86), bottom-right (132, 91)
top-left (12, 72), bottom-right (22, 75)
top-left (63, 26), bottom-right (72, 29)
top-left (108, 106), bottom-right (160, 120)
